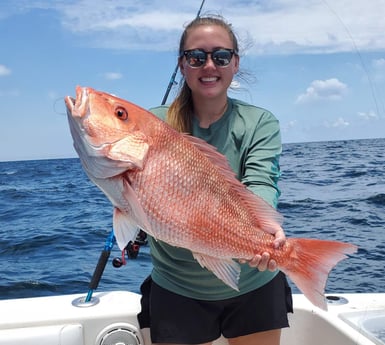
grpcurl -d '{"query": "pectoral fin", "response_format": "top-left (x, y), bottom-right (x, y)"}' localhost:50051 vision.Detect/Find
top-left (106, 132), bottom-right (150, 170)
top-left (113, 207), bottom-right (140, 250)
top-left (108, 177), bottom-right (152, 250)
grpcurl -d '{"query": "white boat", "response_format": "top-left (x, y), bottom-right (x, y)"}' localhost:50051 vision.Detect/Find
top-left (0, 291), bottom-right (384, 345)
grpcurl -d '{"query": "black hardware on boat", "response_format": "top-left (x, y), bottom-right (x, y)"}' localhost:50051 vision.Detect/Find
top-left (112, 230), bottom-right (148, 267)
top-left (85, 230), bottom-right (148, 302)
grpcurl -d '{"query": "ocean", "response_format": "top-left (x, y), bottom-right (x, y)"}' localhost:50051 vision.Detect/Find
top-left (0, 138), bottom-right (384, 300)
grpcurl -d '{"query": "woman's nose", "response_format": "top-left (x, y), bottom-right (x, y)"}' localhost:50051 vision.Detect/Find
top-left (202, 53), bottom-right (216, 69)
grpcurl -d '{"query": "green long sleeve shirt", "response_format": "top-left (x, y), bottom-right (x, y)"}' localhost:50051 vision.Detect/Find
top-left (148, 97), bottom-right (282, 300)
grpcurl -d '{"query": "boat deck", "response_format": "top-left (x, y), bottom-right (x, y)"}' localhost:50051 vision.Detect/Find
top-left (0, 291), bottom-right (384, 345)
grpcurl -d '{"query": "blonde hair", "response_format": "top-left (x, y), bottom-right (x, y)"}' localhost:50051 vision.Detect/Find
top-left (166, 15), bottom-right (239, 133)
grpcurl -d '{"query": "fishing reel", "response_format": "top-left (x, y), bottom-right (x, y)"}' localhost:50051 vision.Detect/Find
top-left (112, 230), bottom-right (147, 268)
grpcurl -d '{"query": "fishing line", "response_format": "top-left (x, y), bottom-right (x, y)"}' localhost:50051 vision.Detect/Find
top-left (320, 0), bottom-right (384, 117)
top-left (53, 97), bottom-right (67, 116)
top-left (320, 3), bottom-right (383, 342)
top-left (161, 0), bottom-right (206, 105)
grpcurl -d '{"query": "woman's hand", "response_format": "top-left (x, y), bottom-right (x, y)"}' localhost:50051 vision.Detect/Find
top-left (242, 252), bottom-right (277, 271)
top-left (239, 226), bottom-right (286, 272)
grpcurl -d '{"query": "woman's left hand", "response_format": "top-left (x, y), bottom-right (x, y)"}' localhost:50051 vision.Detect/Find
top-left (243, 252), bottom-right (277, 271)
top-left (239, 226), bottom-right (286, 272)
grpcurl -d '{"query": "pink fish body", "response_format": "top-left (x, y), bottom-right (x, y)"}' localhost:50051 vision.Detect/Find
top-left (65, 86), bottom-right (358, 310)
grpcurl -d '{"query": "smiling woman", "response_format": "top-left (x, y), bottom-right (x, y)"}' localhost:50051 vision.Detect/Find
top-left (0, 6), bottom-right (385, 345)
top-left (134, 14), bottom-right (290, 345)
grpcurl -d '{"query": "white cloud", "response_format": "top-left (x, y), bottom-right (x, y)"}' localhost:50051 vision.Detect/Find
top-left (3, 0), bottom-right (385, 54)
top-left (296, 78), bottom-right (348, 104)
top-left (0, 64), bottom-right (11, 76)
top-left (281, 120), bottom-right (297, 133)
top-left (372, 58), bottom-right (385, 69)
top-left (358, 110), bottom-right (378, 120)
top-left (371, 58), bottom-right (385, 83)
top-left (324, 117), bottom-right (350, 128)
top-left (104, 72), bottom-right (123, 80)
top-left (47, 90), bottom-right (61, 100)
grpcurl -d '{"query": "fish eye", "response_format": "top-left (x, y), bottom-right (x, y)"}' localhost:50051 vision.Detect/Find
top-left (115, 106), bottom-right (128, 120)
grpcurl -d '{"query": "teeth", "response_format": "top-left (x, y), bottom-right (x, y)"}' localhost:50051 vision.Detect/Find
top-left (201, 77), bottom-right (217, 82)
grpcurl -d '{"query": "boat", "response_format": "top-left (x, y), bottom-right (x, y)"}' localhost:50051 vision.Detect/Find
top-left (0, 291), bottom-right (384, 345)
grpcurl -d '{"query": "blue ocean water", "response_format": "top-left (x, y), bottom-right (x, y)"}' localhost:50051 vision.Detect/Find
top-left (0, 138), bottom-right (384, 300)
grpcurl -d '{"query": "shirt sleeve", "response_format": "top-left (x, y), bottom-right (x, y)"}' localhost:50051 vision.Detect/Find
top-left (149, 105), bottom-right (168, 121)
top-left (241, 110), bottom-right (282, 209)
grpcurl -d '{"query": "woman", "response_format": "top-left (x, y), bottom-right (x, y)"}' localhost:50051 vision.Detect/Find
top-left (138, 15), bottom-right (293, 345)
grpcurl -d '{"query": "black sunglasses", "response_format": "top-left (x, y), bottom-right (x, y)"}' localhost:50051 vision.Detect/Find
top-left (181, 48), bottom-right (236, 68)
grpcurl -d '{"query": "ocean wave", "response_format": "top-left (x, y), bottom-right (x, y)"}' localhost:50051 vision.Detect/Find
top-left (366, 193), bottom-right (385, 206)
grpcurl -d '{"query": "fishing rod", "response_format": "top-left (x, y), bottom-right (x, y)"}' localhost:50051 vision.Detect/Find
top-left (161, 0), bottom-right (206, 105)
top-left (83, 1), bottom-right (207, 303)
top-left (84, 231), bottom-right (115, 303)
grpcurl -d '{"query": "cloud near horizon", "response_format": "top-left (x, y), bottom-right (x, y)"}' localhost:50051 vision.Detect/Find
top-left (296, 78), bottom-right (348, 104)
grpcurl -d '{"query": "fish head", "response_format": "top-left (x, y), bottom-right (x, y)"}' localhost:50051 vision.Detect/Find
top-left (65, 86), bottom-right (151, 179)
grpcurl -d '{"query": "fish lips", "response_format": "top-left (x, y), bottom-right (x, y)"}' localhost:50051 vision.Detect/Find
top-left (65, 86), bottom-right (89, 118)
top-left (64, 95), bottom-right (75, 112)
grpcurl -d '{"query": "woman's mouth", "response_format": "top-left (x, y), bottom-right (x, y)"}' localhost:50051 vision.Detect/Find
top-left (200, 77), bottom-right (219, 83)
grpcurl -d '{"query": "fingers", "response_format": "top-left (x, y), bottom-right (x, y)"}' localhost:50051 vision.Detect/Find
top-left (238, 229), bottom-right (286, 271)
top-left (240, 252), bottom-right (278, 272)
top-left (273, 229), bottom-right (286, 249)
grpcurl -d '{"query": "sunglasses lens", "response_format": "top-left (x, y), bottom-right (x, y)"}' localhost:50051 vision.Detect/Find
top-left (212, 50), bottom-right (233, 66)
top-left (183, 49), bottom-right (235, 68)
top-left (185, 50), bottom-right (207, 67)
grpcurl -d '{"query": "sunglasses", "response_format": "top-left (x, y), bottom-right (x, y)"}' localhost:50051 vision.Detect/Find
top-left (181, 48), bottom-right (236, 68)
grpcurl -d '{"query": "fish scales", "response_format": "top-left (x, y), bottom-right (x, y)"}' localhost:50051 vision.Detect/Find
top-left (126, 123), bottom-right (261, 258)
top-left (110, 96), bottom-right (273, 258)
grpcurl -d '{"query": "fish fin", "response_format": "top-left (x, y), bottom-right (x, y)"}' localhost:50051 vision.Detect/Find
top-left (121, 178), bottom-right (152, 231)
top-left (108, 177), bottom-right (152, 250)
top-left (281, 238), bottom-right (358, 310)
top-left (113, 207), bottom-right (140, 250)
top-left (105, 133), bottom-right (150, 170)
top-left (193, 253), bottom-right (241, 291)
top-left (184, 134), bottom-right (283, 234)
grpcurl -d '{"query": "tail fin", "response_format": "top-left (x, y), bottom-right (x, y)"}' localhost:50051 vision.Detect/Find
top-left (281, 238), bottom-right (358, 310)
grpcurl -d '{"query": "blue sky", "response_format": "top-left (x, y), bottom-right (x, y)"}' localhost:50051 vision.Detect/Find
top-left (1, 0), bottom-right (384, 162)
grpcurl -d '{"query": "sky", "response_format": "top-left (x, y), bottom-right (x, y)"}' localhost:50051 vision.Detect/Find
top-left (1, 0), bottom-right (385, 162)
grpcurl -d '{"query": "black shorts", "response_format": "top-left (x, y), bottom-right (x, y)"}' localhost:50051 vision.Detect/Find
top-left (137, 272), bottom-right (293, 344)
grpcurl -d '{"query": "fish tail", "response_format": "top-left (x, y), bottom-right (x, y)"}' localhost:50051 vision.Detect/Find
top-left (280, 238), bottom-right (358, 310)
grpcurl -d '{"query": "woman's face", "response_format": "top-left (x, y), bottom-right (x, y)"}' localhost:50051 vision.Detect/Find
top-left (180, 25), bottom-right (239, 101)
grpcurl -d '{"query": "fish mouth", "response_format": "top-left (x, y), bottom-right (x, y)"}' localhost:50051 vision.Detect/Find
top-left (65, 87), bottom-right (94, 165)
top-left (65, 86), bottom-right (88, 118)
top-left (64, 96), bottom-right (76, 111)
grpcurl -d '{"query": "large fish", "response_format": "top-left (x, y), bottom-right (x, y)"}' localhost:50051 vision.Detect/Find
top-left (65, 86), bottom-right (357, 310)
